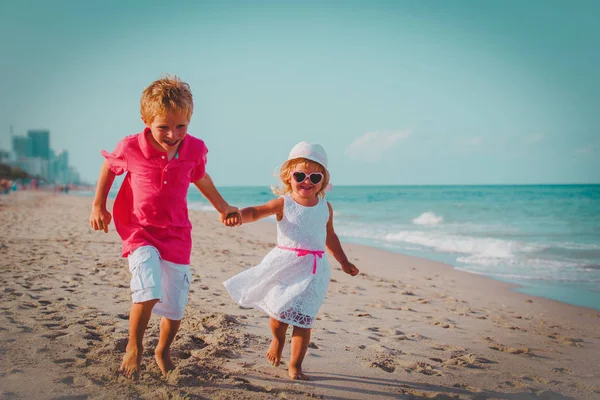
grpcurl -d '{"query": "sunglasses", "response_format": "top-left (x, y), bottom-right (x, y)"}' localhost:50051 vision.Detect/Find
top-left (292, 171), bottom-right (324, 184)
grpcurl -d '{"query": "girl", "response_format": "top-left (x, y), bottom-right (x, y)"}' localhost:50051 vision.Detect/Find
top-left (223, 141), bottom-right (359, 381)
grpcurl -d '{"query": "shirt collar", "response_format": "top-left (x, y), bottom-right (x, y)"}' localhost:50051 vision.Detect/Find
top-left (139, 128), bottom-right (163, 159)
top-left (174, 135), bottom-right (193, 160)
top-left (138, 128), bottom-right (189, 160)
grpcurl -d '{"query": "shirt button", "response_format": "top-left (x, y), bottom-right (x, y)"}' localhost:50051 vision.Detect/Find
top-left (163, 181), bottom-right (167, 184)
top-left (161, 156), bottom-right (165, 159)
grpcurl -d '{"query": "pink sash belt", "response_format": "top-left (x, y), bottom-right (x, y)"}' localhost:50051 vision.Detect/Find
top-left (278, 246), bottom-right (324, 274)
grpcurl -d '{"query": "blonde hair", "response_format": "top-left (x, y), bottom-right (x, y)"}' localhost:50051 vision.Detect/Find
top-left (141, 74), bottom-right (193, 124)
top-left (272, 158), bottom-right (330, 199)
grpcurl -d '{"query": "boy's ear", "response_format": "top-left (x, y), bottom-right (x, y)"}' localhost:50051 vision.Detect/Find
top-left (141, 115), bottom-right (151, 127)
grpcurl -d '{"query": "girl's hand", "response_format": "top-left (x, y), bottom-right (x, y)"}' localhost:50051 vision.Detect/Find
top-left (341, 261), bottom-right (360, 276)
top-left (90, 206), bottom-right (112, 233)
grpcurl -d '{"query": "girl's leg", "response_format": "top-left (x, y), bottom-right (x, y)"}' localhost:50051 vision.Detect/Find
top-left (289, 326), bottom-right (311, 380)
top-left (155, 317), bottom-right (182, 374)
top-left (120, 299), bottom-right (159, 379)
top-left (267, 317), bottom-right (288, 366)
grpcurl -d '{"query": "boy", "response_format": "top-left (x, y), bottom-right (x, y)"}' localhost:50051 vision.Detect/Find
top-left (89, 75), bottom-right (240, 378)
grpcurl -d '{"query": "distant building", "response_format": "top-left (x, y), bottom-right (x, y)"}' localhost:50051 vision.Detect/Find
top-left (52, 149), bottom-right (70, 184)
top-left (28, 130), bottom-right (50, 160)
top-left (12, 136), bottom-right (32, 159)
top-left (68, 165), bottom-right (81, 185)
top-left (11, 130), bottom-right (51, 180)
top-left (0, 149), bottom-right (9, 163)
top-left (22, 157), bottom-right (49, 179)
top-left (7, 128), bottom-right (83, 184)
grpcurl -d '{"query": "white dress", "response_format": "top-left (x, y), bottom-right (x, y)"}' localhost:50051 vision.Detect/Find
top-left (223, 194), bottom-right (331, 328)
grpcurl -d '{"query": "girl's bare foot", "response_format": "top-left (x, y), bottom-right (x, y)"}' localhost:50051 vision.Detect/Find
top-left (266, 318), bottom-right (288, 367)
top-left (266, 336), bottom-right (285, 366)
top-left (288, 366), bottom-right (309, 381)
top-left (154, 347), bottom-right (175, 375)
top-left (119, 346), bottom-right (142, 379)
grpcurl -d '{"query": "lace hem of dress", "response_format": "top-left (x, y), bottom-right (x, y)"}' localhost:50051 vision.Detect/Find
top-left (267, 306), bottom-right (314, 328)
top-left (226, 284), bottom-right (315, 328)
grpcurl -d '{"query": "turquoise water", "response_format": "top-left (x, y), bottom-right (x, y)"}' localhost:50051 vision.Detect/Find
top-left (95, 184), bottom-right (600, 309)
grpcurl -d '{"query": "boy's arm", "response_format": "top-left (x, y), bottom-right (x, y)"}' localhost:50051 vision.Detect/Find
top-left (193, 173), bottom-right (240, 224)
top-left (325, 202), bottom-right (359, 276)
top-left (239, 198), bottom-right (284, 223)
top-left (90, 161), bottom-right (116, 233)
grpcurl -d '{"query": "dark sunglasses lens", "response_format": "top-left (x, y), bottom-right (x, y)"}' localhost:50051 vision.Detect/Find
top-left (310, 174), bottom-right (323, 184)
top-left (293, 172), bottom-right (306, 183)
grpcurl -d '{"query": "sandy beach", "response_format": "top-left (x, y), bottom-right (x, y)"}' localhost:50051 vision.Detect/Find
top-left (1, 191), bottom-right (598, 400)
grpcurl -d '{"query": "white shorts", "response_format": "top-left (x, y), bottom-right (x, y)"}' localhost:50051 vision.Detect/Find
top-left (127, 245), bottom-right (192, 321)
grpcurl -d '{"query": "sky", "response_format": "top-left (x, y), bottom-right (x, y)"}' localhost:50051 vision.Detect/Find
top-left (0, 0), bottom-right (598, 186)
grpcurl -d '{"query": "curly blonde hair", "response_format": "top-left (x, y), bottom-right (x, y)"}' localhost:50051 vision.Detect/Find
top-left (272, 158), bottom-right (330, 198)
top-left (141, 74), bottom-right (193, 124)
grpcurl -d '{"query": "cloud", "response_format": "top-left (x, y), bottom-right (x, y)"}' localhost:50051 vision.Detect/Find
top-left (345, 130), bottom-right (411, 163)
top-left (525, 133), bottom-right (544, 143)
top-left (574, 142), bottom-right (599, 155)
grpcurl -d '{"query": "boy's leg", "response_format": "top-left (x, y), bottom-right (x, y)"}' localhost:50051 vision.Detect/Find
top-left (123, 246), bottom-right (163, 379)
top-left (289, 326), bottom-right (311, 380)
top-left (152, 259), bottom-right (191, 374)
top-left (120, 299), bottom-right (159, 379)
top-left (267, 317), bottom-right (288, 366)
top-left (155, 317), bottom-right (181, 374)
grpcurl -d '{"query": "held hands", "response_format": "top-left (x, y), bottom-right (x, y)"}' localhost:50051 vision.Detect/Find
top-left (220, 206), bottom-right (242, 227)
top-left (90, 206), bottom-right (112, 233)
top-left (341, 260), bottom-right (360, 276)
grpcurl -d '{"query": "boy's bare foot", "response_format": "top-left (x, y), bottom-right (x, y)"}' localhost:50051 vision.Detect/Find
top-left (266, 337), bottom-right (285, 366)
top-left (119, 346), bottom-right (142, 379)
top-left (288, 366), bottom-right (309, 381)
top-left (155, 347), bottom-right (175, 375)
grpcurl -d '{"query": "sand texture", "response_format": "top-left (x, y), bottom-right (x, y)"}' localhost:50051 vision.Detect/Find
top-left (1, 191), bottom-right (599, 399)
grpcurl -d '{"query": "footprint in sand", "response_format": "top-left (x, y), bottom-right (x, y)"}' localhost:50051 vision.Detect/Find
top-left (442, 352), bottom-right (495, 369)
top-left (484, 337), bottom-right (533, 355)
top-left (351, 310), bottom-right (373, 318)
top-left (404, 361), bottom-right (441, 376)
top-left (42, 331), bottom-right (69, 340)
top-left (53, 358), bottom-right (76, 366)
top-left (364, 347), bottom-right (402, 373)
top-left (18, 302), bottom-right (38, 309)
top-left (547, 333), bottom-right (584, 347)
top-left (43, 323), bottom-right (63, 329)
top-left (504, 325), bottom-right (527, 331)
top-left (59, 376), bottom-right (75, 385)
top-left (84, 330), bottom-right (102, 341)
top-left (370, 359), bottom-right (395, 373)
top-left (432, 321), bottom-right (456, 329)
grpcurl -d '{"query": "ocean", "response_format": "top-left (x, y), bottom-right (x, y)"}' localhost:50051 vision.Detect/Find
top-left (97, 184), bottom-right (600, 310)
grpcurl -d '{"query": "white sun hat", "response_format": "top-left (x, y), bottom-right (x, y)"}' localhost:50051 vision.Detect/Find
top-left (284, 141), bottom-right (328, 170)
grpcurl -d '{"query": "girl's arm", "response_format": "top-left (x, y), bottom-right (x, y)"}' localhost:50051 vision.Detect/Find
top-left (239, 197), bottom-right (284, 223)
top-left (90, 161), bottom-right (116, 233)
top-left (193, 173), bottom-right (240, 225)
top-left (325, 202), bottom-right (360, 276)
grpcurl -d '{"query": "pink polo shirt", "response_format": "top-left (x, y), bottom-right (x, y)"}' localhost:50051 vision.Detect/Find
top-left (101, 129), bottom-right (208, 264)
